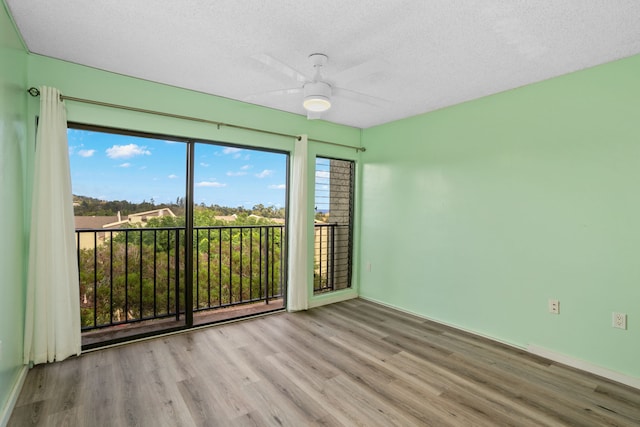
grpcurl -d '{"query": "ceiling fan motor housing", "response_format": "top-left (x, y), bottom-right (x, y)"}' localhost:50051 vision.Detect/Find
top-left (303, 81), bottom-right (332, 112)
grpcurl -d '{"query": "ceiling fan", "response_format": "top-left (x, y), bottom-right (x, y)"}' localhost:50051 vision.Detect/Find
top-left (248, 53), bottom-right (386, 120)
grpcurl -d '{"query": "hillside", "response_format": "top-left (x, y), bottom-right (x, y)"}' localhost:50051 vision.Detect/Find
top-left (73, 195), bottom-right (284, 218)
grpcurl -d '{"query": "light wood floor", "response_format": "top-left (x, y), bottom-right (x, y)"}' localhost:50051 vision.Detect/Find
top-left (9, 299), bottom-right (640, 426)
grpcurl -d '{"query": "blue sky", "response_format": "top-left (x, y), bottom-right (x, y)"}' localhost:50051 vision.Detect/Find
top-left (68, 129), bottom-right (287, 208)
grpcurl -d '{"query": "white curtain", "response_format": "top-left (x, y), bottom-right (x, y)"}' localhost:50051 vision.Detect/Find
top-left (287, 135), bottom-right (309, 311)
top-left (24, 86), bottom-right (81, 365)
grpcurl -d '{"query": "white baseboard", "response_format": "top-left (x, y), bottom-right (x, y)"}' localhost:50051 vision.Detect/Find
top-left (528, 345), bottom-right (640, 390)
top-left (1, 365), bottom-right (28, 427)
top-left (359, 296), bottom-right (639, 390)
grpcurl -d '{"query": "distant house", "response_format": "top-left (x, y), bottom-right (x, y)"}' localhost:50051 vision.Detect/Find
top-left (248, 214), bottom-right (285, 224)
top-left (74, 216), bottom-right (119, 230)
top-left (101, 207), bottom-right (176, 229)
top-left (126, 207), bottom-right (176, 225)
top-left (75, 208), bottom-right (176, 250)
top-left (74, 215), bottom-right (119, 250)
top-left (213, 214), bottom-right (284, 223)
top-left (214, 214), bottom-right (238, 222)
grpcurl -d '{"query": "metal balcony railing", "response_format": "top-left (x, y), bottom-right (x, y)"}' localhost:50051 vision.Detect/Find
top-left (76, 223), bottom-right (343, 331)
top-left (313, 223), bottom-right (348, 293)
top-left (75, 225), bottom-right (285, 331)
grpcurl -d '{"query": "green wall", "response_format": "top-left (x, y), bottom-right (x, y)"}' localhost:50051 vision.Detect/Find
top-left (0, 1), bottom-right (27, 415)
top-left (360, 54), bottom-right (640, 378)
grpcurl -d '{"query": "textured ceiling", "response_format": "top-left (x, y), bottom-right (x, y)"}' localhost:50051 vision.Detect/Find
top-left (7, 1), bottom-right (640, 128)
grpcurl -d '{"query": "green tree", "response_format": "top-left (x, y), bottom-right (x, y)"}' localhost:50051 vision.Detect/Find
top-left (77, 208), bottom-right (284, 329)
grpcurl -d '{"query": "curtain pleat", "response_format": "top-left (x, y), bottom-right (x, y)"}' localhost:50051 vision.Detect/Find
top-left (24, 86), bottom-right (81, 364)
top-left (287, 135), bottom-right (309, 311)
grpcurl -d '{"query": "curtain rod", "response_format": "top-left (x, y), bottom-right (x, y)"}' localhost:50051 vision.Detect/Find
top-left (27, 87), bottom-right (365, 152)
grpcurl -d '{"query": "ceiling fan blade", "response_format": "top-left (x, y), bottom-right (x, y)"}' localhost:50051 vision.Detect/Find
top-left (333, 87), bottom-right (388, 107)
top-left (243, 87), bottom-right (302, 102)
top-left (307, 110), bottom-right (323, 120)
top-left (331, 58), bottom-right (387, 85)
top-left (252, 53), bottom-right (308, 84)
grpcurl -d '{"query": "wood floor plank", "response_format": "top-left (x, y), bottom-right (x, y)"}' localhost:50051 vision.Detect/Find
top-left (391, 350), bottom-right (564, 426)
top-left (183, 341), bottom-right (256, 421)
top-left (242, 319), bottom-right (342, 382)
top-left (384, 378), bottom-right (497, 427)
top-left (327, 334), bottom-right (443, 397)
top-left (14, 364), bottom-right (56, 406)
top-left (227, 410), bottom-right (271, 427)
top-left (277, 313), bottom-right (399, 388)
top-left (9, 299), bottom-right (640, 426)
top-left (235, 345), bottom-right (335, 424)
top-left (324, 373), bottom-right (425, 426)
top-left (176, 376), bottom-right (231, 427)
top-left (264, 351), bottom-right (360, 427)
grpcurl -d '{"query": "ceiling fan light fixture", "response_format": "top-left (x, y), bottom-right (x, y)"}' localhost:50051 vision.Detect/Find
top-left (303, 95), bottom-right (331, 112)
top-left (303, 81), bottom-right (332, 112)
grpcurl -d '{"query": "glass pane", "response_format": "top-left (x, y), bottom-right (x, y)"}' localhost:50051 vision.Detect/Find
top-left (192, 143), bottom-right (287, 324)
top-left (314, 157), bottom-right (355, 293)
top-left (68, 127), bottom-right (187, 341)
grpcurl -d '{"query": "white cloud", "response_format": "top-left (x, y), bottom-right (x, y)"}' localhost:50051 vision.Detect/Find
top-left (68, 143), bottom-right (85, 155)
top-left (168, 174), bottom-right (178, 179)
top-left (200, 162), bottom-right (210, 167)
top-left (106, 144), bottom-right (151, 159)
top-left (268, 184), bottom-right (286, 190)
top-left (119, 163), bottom-right (131, 168)
top-left (221, 147), bottom-right (243, 159)
top-left (67, 129), bottom-right (89, 143)
top-left (227, 171), bottom-right (247, 177)
top-left (222, 147), bottom-right (242, 155)
top-left (196, 181), bottom-right (227, 188)
top-left (255, 169), bottom-right (274, 179)
top-left (241, 164), bottom-right (252, 170)
top-left (78, 149), bottom-right (96, 158)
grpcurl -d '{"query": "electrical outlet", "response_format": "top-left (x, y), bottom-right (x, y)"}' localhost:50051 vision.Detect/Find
top-left (612, 312), bottom-right (627, 330)
top-left (548, 299), bottom-right (559, 314)
top-left (367, 262), bottom-right (371, 272)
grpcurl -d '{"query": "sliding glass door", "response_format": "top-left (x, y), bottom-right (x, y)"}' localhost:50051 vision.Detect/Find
top-left (69, 125), bottom-right (189, 345)
top-left (191, 142), bottom-right (288, 325)
top-left (68, 124), bottom-right (288, 346)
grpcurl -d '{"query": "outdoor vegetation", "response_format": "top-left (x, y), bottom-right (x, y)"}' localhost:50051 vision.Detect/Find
top-left (76, 199), bottom-right (285, 329)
